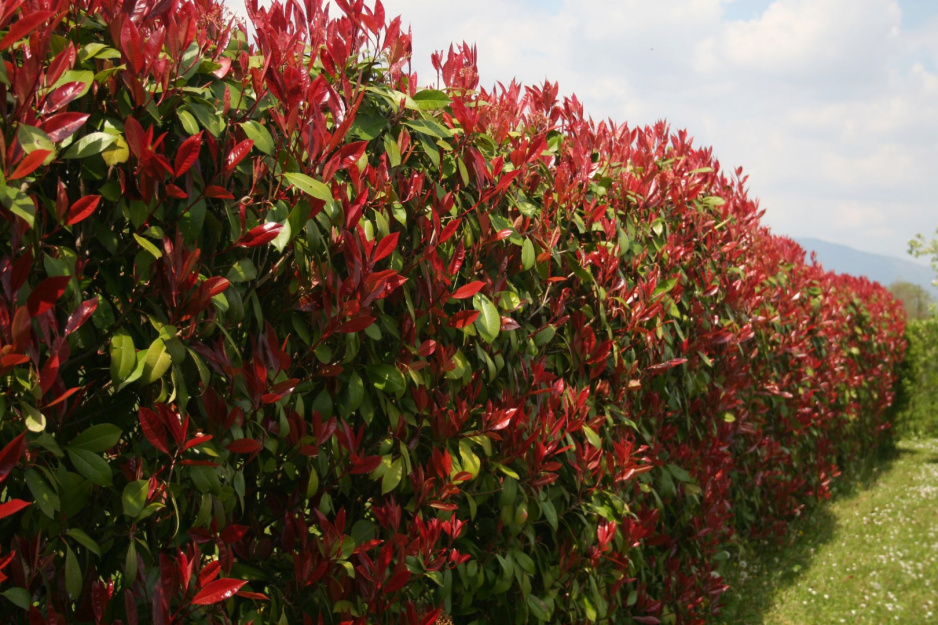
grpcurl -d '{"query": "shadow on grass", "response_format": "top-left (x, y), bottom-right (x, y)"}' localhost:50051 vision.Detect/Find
top-left (713, 443), bottom-right (906, 624)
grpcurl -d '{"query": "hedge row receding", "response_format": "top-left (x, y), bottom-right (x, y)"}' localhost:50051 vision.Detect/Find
top-left (0, 0), bottom-right (906, 623)
top-left (892, 317), bottom-right (938, 437)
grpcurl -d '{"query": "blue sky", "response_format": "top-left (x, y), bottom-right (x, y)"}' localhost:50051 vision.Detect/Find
top-left (227, 0), bottom-right (938, 265)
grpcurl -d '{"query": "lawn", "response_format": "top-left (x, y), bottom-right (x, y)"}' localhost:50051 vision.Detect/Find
top-left (716, 437), bottom-right (938, 624)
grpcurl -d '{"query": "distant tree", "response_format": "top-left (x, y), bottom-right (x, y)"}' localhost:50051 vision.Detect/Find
top-left (909, 228), bottom-right (938, 286)
top-left (888, 280), bottom-right (934, 320)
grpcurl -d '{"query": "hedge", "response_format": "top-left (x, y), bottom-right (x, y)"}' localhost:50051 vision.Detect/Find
top-left (0, 0), bottom-right (906, 623)
top-left (892, 317), bottom-right (938, 437)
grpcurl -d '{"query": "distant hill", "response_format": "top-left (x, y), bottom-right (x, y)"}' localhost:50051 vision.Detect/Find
top-left (793, 237), bottom-right (938, 298)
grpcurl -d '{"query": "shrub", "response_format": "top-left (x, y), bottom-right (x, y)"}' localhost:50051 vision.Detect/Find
top-left (0, 0), bottom-right (905, 623)
top-left (892, 317), bottom-right (938, 438)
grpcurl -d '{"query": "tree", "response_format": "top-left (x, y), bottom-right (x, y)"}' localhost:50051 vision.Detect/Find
top-left (888, 280), bottom-right (934, 320)
top-left (909, 228), bottom-right (938, 286)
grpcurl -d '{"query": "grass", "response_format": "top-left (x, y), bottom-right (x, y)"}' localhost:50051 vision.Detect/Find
top-left (715, 437), bottom-right (938, 624)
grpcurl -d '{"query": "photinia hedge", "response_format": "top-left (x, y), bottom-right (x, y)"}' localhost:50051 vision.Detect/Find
top-left (0, 0), bottom-right (905, 623)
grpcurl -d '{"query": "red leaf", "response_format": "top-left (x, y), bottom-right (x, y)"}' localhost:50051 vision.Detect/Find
top-left (439, 218), bottom-right (461, 243)
top-left (372, 231), bottom-right (399, 263)
top-left (9, 150), bottom-right (50, 180)
top-left (220, 524), bottom-right (248, 544)
top-left (0, 11), bottom-right (54, 51)
top-left (64, 298), bottom-right (98, 336)
top-left (0, 432), bottom-right (28, 488)
top-left (42, 386), bottom-right (81, 409)
top-left (190, 578), bottom-right (248, 606)
top-left (0, 499), bottom-right (30, 520)
top-left (166, 184), bottom-right (188, 199)
top-left (124, 116), bottom-right (147, 159)
top-left (235, 590), bottom-right (268, 600)
top-left (41, 81), bottom-right (86, 114)
top-left (203, 277), bottom-right (230, 298)
top-left (338, 315), bottom-right (375, 333)
top-left (204, 185), bottom-right (235, 199)
top-left (448, 310), bottom-right (479, 329)
top-left (239, 223), bottom-right (283, 248)
top-left (224, 139), bottom-right (253, 172)
top-left (197, 561), bottom-right (222, 587)
top-left (349, 455), bottom-right (382, 474)
top-left (384, 570), bottom-right (411, 594)
top-left (645, 358), bottom-right (688, 373)
top-left (174, 132), bottom-right (203, 177)
top-left (182, 434), bottom-right (212, 452)
top-left (11, 251), bottom-right (32, 293)
top-left (451, 281), bottom-right (485, 300)
top-left (139, 407), bottom-right (170, 454)
top-left (417, 339), bottom-right (437, 357)
top-left (0, 353), bottom-right (29, 369)
top-left (39, 352), bottom-right (60, 395)
top-left (226, 439), bottom-right (262, 454)
top-left (65, 195), bottom-right (101, 225)
top-left (27, 276), bottom-right (71, 316)
top-left (500, 316), bottom-right (520, 331)
top-left (41, 112), bottom-right (89, 143)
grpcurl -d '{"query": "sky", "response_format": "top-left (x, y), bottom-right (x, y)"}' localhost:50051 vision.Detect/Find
top-left (226, 0), bottom-right (938, 264)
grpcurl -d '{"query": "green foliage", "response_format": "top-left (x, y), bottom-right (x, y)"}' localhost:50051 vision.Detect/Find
top-left (893, 318), bottom-right (938, 437)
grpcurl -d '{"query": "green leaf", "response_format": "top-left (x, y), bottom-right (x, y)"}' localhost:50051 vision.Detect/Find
top-left (186, 99), bottom-right (225, 137)
top-left (533, 325), bottom-right (555, 347)
top-left (1, 588), bottom-right (31, 610)
top-left (540, 498), bottom-right (558, 531)
top-left (69, 424), bottom-right (122, 453)
top-left (527, 595), bottom-right (553, 621)
top-left (177, 109), bottom-right (200, 135)
top-left (412, 89), bottom-right (451, 110)
top-left (141, 338), bottom-right (172, 385)
top-left (227, 258), bottom-right (258, 283)
top-left (582, 425), bottom-right (602, 449)
top-left (17, 124), bottom-right (54, 154)
top-left (473, 294), bottom-right (500, 343)
top-left (23, 404), bottom-right (46, 432)
top-left (66, 528), bottom-right (101, 556)
top-left (367, 364), bottom-right (406, 397)
top-left (62, 132), bottom-right (117, 159)
top-left (306, 466), bottom-right (319, 498)
top-left (241, 120), bottom-right (275, 155)
top-left (404, 118), bottom-right (453, 139)
top-left (65, 545), bottom-right (82, 598)
top-left (101, 135), bottom-right (130, 165)
top-left (283, 172), bottom-right (332, 202)
top-left (67, 448), bottom-right (112, 486)
top-left (383, 134), bottom-right (401, 168)
top-left (459, 439), bottom-right (481, 478)
top-left (1, 186), bottom-right (36, 227)
top-left (653, 277), bottom-right (678, 298)
top-left (122, 480), bottom-right (150, 518)
top-left (381, 458), bottom-right (403, 494)
top-left (110, 329), bottom-right (136, 384)
top-left (522, 238), bottom-right (536, 270)
top-left (125, 541), bottom-right (138, 588)
top-left (25, 468), bottom-right (59, 518)
top-left (347, 372), bottom-right (364, 412)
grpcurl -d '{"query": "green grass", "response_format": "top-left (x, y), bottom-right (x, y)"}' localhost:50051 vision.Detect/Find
top-left (715, 438), bottom-right (938, 624)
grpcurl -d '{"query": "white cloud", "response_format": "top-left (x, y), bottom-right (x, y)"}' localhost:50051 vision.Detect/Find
top-left (225, 0), bottom-right (938, 263)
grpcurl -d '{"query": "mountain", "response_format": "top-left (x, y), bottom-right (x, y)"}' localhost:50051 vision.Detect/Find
top-left (792, 237), bottom-right (938, 298)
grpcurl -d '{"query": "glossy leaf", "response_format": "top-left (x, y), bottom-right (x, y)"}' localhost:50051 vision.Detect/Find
top-left (191, 578), bottom-right (248, 605)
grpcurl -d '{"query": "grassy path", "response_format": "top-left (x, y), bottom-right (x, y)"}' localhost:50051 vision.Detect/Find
top-left (716, 438), bottom-right (938, 624)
